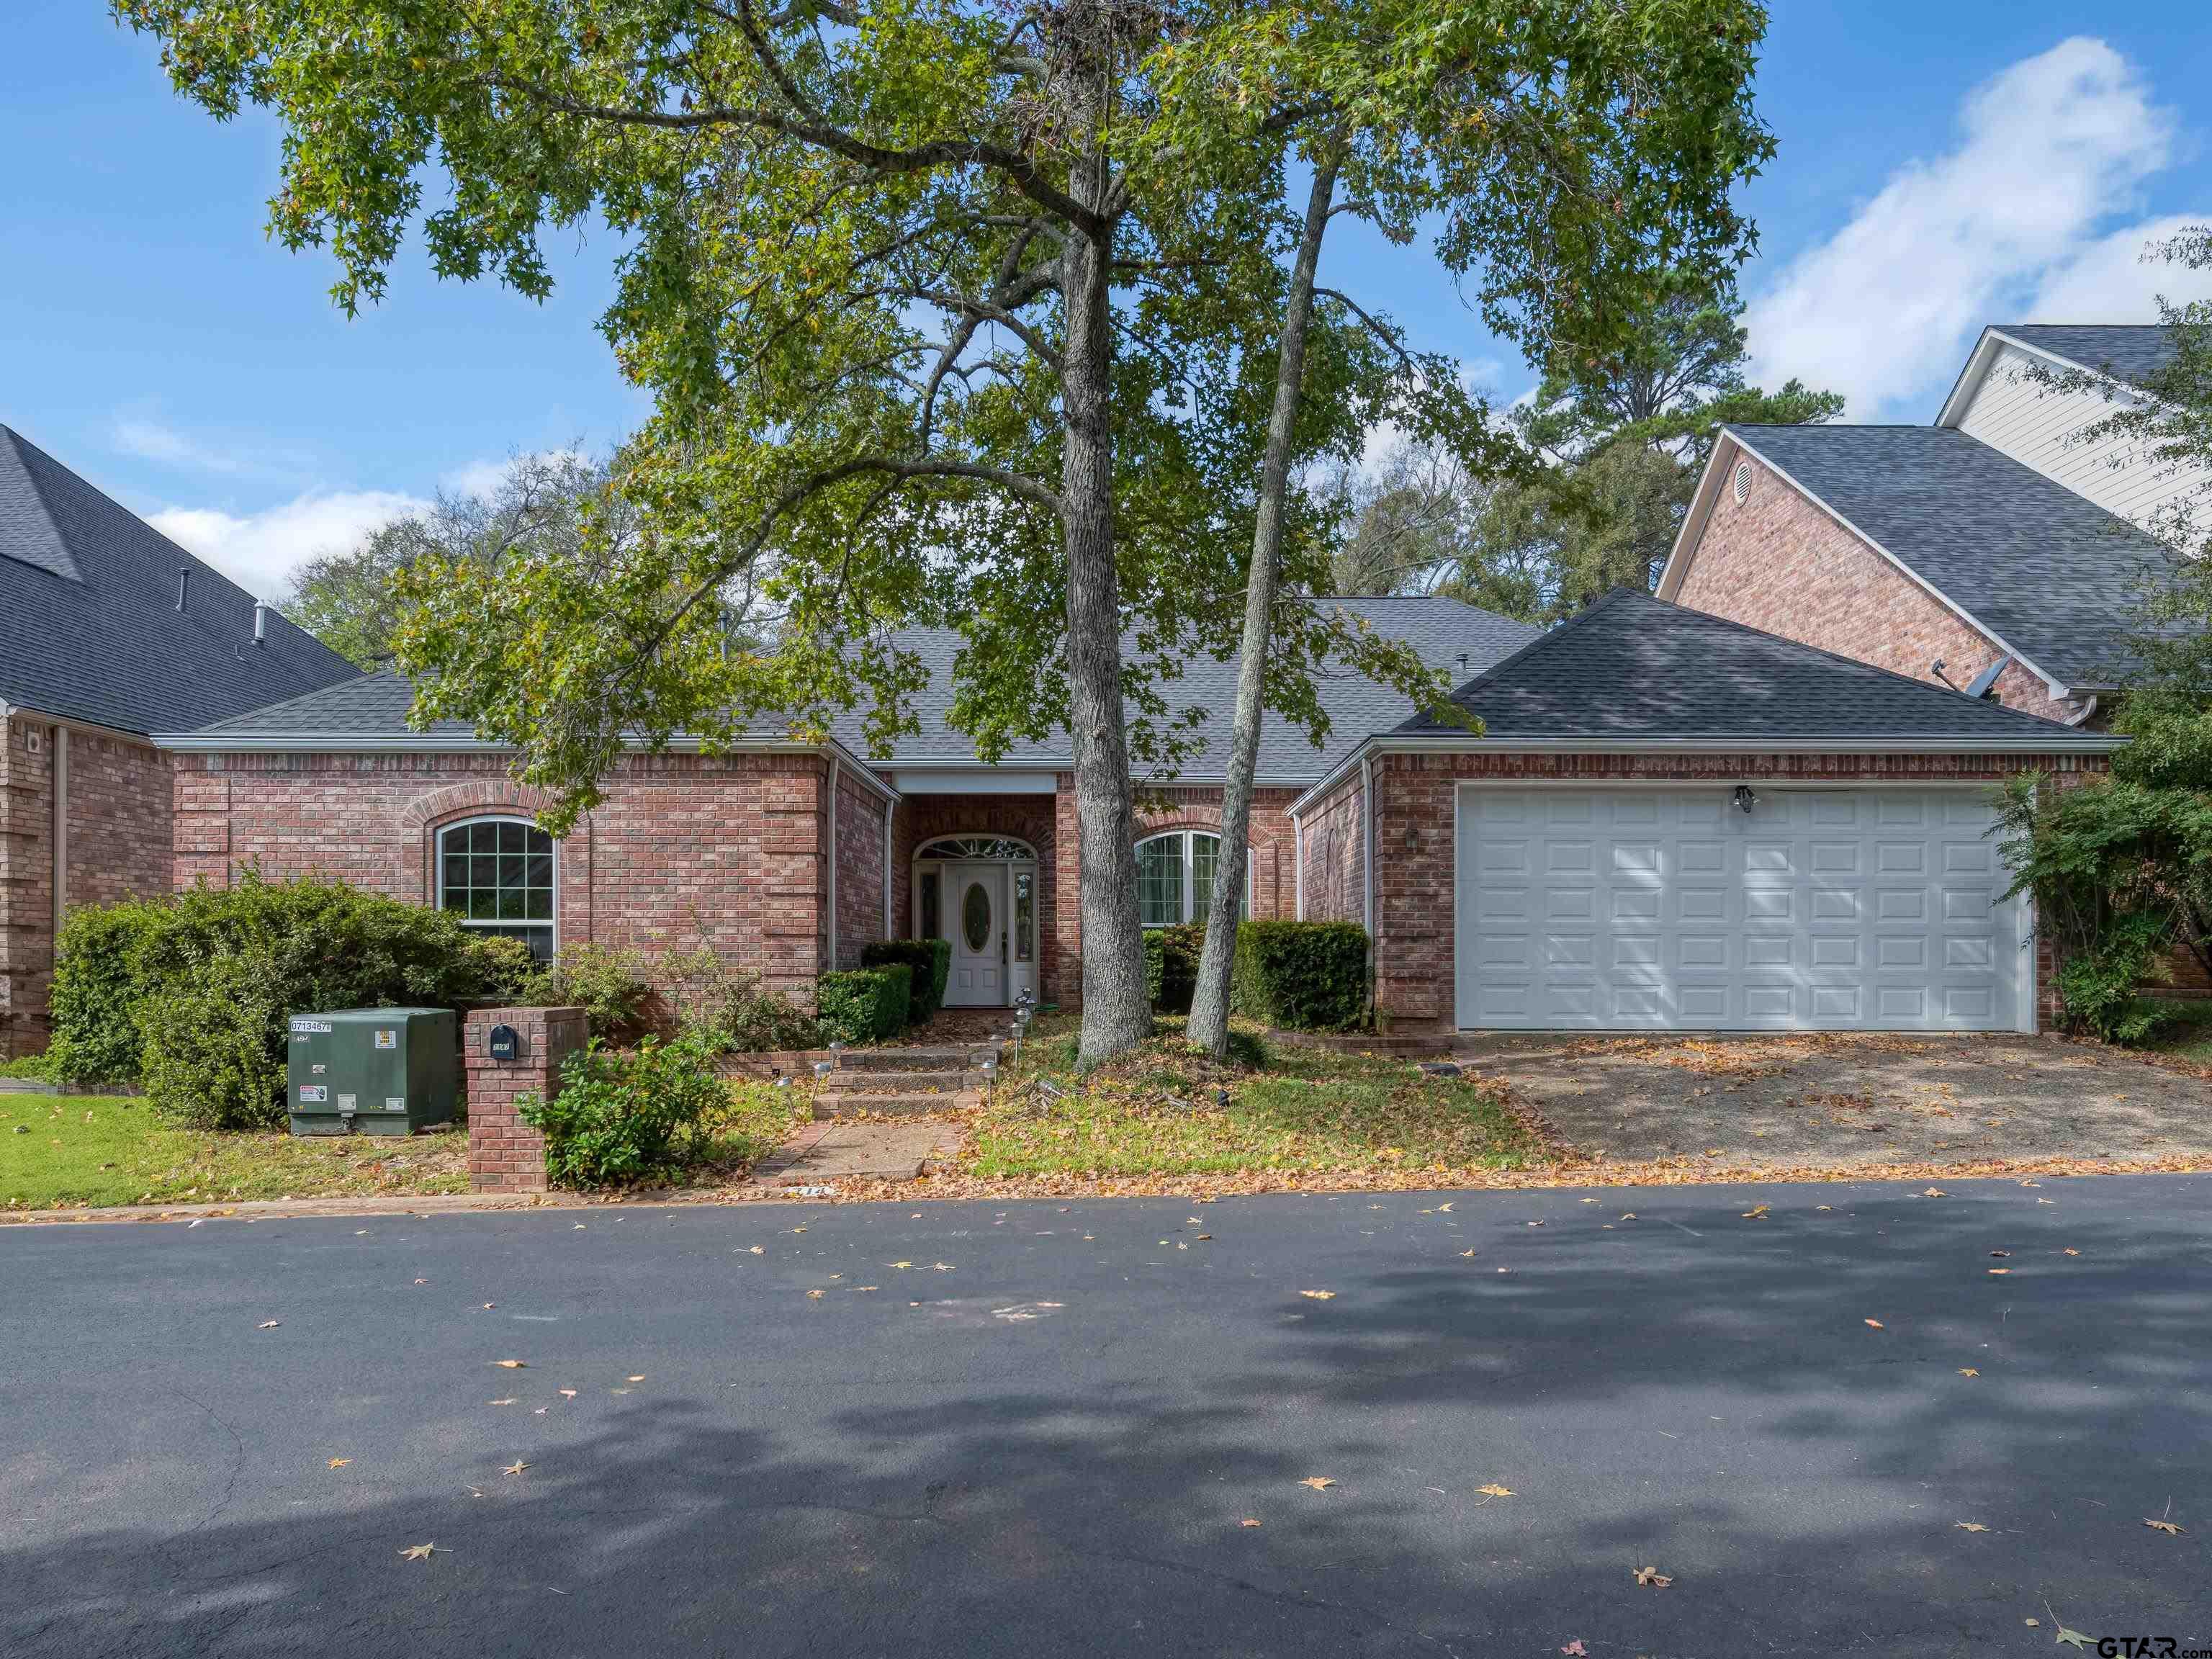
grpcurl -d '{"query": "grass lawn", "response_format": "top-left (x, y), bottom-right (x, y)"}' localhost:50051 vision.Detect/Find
top-left (1, 1079), bottom-right (807, 1210)
top-left (1, 1095), bottom-right (472, 1210)
top-left (2144, 998), bottom-right (2212, 1067)
top-left (966, 1015), bottom-right (1547, 1179)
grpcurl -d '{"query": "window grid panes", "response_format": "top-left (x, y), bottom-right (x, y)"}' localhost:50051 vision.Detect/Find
top-left (1135, 832), bottom-right (1248, 927)
top-left (439, 819), bottom-right (555, 961)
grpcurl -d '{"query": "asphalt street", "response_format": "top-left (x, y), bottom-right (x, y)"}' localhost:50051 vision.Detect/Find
top-left (3, 1175), bottom-right (2207, 1658)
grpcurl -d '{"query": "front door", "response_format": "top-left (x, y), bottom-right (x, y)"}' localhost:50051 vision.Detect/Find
top-left (944, 863), bottom-right (1006, 1007)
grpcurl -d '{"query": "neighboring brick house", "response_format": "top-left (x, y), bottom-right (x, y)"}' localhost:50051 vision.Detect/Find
top-left (1658, 324), bottom-right (2206, 729)
top-left (0, 425), bottom-right (359, 1056)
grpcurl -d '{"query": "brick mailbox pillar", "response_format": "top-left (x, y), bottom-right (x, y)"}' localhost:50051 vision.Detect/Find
top-left (463, 1005), bottom-right (586, 1193)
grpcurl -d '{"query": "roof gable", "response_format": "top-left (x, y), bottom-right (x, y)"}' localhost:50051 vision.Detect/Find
top-left (1397, 588), bottom-right (2117, 745)
top-left (1681, 422), bottom-right (2164, 691)
top-left (0, 425), bottom-right (361, 735)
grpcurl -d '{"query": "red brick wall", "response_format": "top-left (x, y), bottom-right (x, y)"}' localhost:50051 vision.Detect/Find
top-left (1299, 749), bottom-right (2110, 1036)
top-left (1676, 449), bottom-right (2077, 722)
top-left (1297, 771), bottom-right (1365, 926)
top-left (462, 1004), bottom-right (587, 1192)
top-left (0, 721), bottom-right (171, 1057)
top-left (832, 763), bottom-right (893, 970)
top-left (0, 718), bottom-right (55, 1056)
top-left (173, 750), bottom-right (850, 1004)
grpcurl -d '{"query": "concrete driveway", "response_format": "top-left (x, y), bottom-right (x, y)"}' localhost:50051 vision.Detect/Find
top-left (1454, 1032), bottom-right (2212, 1171)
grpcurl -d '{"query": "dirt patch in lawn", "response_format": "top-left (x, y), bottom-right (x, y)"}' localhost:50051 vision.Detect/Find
top-left (1455, 1031), bottom-right (2212, 1173)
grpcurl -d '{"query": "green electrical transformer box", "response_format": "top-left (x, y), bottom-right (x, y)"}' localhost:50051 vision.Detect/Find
top-left (286, 1008), bottom-right (459, 1136)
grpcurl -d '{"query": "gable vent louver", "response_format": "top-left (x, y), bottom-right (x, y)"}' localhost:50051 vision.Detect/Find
top-left (1732, 461), bottom-right (1753, 505)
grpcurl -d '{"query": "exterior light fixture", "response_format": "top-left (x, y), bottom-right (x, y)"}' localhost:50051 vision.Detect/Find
top-left (812, 1059), bottom-right (833, 1084)
top-left (1732, 785), bottom-right (1759, 814)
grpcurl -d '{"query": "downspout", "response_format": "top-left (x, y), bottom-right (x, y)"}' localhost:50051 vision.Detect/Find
top-left (1291, 810), bottom-right (1305, 920)
top-left (825, 757), bottom-right (840, 974)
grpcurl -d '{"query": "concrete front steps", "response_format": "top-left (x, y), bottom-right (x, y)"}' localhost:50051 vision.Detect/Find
top-left (812, 1043), bottom-right (1005, 1120)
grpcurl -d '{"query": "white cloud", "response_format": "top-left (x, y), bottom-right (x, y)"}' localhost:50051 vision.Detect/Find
top-left (1744, 37), bottom-right (2180, 418)
top-left (112, 417), bottom-right (252, 476)
top-left (149, 490), bottom-right (428, 601)
top-left (2026, 213), bottom-right (2212, 319)
top-left (439, 446), bottom-right (593, 500)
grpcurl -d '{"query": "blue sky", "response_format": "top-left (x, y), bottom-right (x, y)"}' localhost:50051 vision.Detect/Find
top-left (3, 1), bottom-right (2209, 600)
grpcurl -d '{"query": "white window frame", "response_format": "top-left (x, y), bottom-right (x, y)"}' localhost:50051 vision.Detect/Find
top-left (1134, 830), bottom-right (1251, 927)
top-left (436, 814), bottom-right (558, 961)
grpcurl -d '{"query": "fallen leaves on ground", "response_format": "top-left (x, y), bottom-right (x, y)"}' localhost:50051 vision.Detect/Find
top-left (2054, 1628), bottom-right (2094, 1649)
top-left (1956, 1521), bottom-right (1988, 1532)
top-left (2063, 1247), bottom-right (2081, 1256)
top-left (1864, 1319), bottom-right (1885, 1330)
top-left (1989, 1267), bottom-right (2010, 1275)
top-left (1740, 1204), bottom-right (1769, 1219)
top-left (503, 1460), bottom-right (529, 1475)
top-left (257, 1321), bottom-right (281, 1329)
top-left (1298, 1477), bottom-right (1336, 1491)
top-left (327, 1457), bottom-right (351, 1469)
top-left (1633, 1566), bottom-right (1672, 1588)
top-left (627, 1375), bottom-right (644, 1382)
top-left (399, 1543), bottom-right (438, 1562)
top-left (1958, 1368), bottom-right (1979, 1377)
top-left (493, 1359), bottom-right (527, 1369)
top-left (1300, 1290), bottom-right (1335, 1301)
top-left (1239, 1518), bottom-right (1262, 1528)
top-left (558, 1388), bottom-right (577, 1399)
top-left (1560, 1643), bottom-right (1587, 1656)
top-left (806, 1289), bottom-right (824, 1299)
top-left (1475, 1483), bottom-right (1515, 1498)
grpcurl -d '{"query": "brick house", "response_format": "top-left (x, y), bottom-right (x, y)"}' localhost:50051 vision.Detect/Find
top-left (1658, 325), bottom-right (2208, 728)
top-left (0, 426), bottom-right (358, 1056)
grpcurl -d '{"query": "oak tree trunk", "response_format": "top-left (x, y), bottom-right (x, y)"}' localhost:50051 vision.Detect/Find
top-left (1061, 45), bottom-right (1152, 1069)
top-left (1187, 152), bottom-right (1342, 1058)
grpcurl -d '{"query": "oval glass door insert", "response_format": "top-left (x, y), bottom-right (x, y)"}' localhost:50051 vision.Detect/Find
top-left (962, 881), bottom-right (992, 952)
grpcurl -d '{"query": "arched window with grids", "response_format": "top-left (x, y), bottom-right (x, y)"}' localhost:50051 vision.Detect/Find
top-left (436, 817), bottom-right (557, 962)
top-left (1133, 830), bottom-right (1249, 928)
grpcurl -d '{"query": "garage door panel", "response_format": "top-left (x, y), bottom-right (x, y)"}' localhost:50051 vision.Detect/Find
top-left (1457, 786), bottom-right (2023, 1033)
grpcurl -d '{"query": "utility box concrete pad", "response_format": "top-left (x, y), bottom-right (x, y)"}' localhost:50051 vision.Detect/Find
top-left (287, 1008), bottom-right (458, 1136)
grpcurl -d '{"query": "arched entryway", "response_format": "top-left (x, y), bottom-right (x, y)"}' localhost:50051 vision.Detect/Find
top-left (912, 836), bottom-right (1039, 1007)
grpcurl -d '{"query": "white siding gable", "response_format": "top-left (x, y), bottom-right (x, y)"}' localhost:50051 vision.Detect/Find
top-left (1952, 340), bottom-right (2211, 535)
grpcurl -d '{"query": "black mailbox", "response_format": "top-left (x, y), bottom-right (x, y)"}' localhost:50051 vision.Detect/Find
top-left (487, 1023), bottom-right (523, 1064)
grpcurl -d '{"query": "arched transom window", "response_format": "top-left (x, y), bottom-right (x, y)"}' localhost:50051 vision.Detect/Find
top-left (1134, 830), bottom-right (1249, 928)
top-left (438, 817), bottom-right (556, 961)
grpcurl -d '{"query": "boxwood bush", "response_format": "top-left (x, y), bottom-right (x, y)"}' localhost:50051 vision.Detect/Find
top-left (1143, 923), bottom-right (1205, 1014)
top-left (860, 939), bottom-right (952, 1022)
top-left (519, 1035), bottom-right (724, 1188)
top-left (815, 963), bottom-right (912, 1043)
top-left (1229, 920), bottom-right (1369, 1032)
top-left (50, 871), bottom-right (536, 1129)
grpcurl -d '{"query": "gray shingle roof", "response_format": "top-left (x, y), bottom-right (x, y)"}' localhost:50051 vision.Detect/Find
top-left (185, 597), bottom-right (1545, 781)
top-left (1397, 588), bottom-right (2116, 745)
top-left (1723, 422), bottom-right (2166, 689)
top-left (1995, 324), bottom-right (2178, 390)
top-left (0, 425), bottom-right (361, 735)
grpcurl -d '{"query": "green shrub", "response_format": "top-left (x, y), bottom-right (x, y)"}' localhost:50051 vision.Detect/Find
top-left (119, 871), bottom-right (535, 1130)
top-left (1230, 920), bottom-right (1369, 1031)
top-left (526, 943), bottom-right (657, 1046)
top-left (1143, 924), bottom-right (1205, 1014)
top-left (520, 1036), bottom-right (724, 1188)
top-left (0, 1050), bottom-right (54, 1079)
top-left (657, 945), bottom-right (822, 1052)
top-left (48, 901), bottom-right (167, 1084)
top-left (816, 964), bottom-right (912, 1043)
top-left (2054, 911), bottom-right (2177, 1044)
top-left (860, 939), bottom-right (952, 1022)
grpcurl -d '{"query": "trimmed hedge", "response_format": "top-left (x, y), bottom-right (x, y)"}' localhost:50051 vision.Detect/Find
top-left (519, 1035), bottom-right (724, 1189)
top-left (816, 963), bottom-right (912, 1043)
top-left (48, 871), bottom-right (536, 1128)
top-left (1229, 920), bottom-right (1369, 1032)
top-left (860, 938), bottom-right (953, 1023)
top-left (1143, 923), bottom-right (1205, 1014)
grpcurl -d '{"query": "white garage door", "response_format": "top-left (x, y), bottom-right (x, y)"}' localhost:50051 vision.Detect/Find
top-left (1455, 786), bottom-right (2029, 1033)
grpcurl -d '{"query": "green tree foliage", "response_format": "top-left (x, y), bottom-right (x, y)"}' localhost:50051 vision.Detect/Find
top-left (282, 451), bottom-right (626, 668)
top-left (1336, 283), bottom-right (1840, 619)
